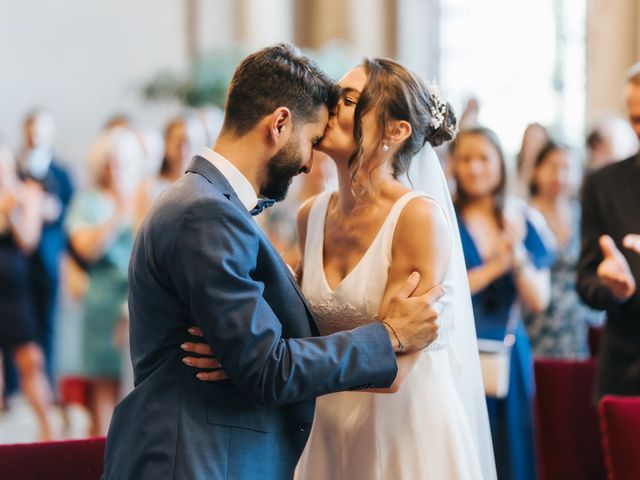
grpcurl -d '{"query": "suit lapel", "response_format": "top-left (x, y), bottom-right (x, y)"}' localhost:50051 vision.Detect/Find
top-left (239, 200), bottom-right (316, 327)
top-left (239, 201), bottom-right (318, 334)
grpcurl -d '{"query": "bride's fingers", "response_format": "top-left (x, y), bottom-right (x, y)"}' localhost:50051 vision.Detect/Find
top-left (181, 341), bottom-right (215, 356)
top-left (196, 370), bottom-right (229, 382)
top-left (188, 326), bottom-right (205, 337)
top-left (182, 356), bottom-right (221, 369)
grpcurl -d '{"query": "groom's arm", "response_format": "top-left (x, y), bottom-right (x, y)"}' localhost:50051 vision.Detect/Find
top-left (170, 197), bottom-right (398, 407)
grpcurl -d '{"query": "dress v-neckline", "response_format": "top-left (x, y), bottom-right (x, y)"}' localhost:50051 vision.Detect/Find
top-left (319, 192), bottom-right (404, 293)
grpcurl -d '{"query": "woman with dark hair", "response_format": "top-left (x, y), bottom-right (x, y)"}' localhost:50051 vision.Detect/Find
top-left (291, 60), bottom-right (494, 478)
top-left (525, 142), bottom-right (603, 358)
top-left (450, 127), bottom-right (554, 480)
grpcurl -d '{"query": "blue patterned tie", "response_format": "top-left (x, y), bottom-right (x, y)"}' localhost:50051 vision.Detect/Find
top-left (250, 198), bottom-right (276, 216)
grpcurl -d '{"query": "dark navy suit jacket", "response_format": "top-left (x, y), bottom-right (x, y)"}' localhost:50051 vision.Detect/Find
top-left (104, 156), bottom-right (397, 479)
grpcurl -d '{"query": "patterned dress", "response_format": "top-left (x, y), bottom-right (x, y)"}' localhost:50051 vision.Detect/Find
top-left (66, 190), bottom-right (133, 378)
top-left (524, 202), bottom-right (604, 358)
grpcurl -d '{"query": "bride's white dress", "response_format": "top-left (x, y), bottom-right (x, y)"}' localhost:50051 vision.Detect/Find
top-left (294, 190), bottom-right (485, 480)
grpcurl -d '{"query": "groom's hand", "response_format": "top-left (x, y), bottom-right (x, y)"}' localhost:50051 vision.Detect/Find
top-left (381, 272), bottom-right (444, 353)
top-left (181, 327), bottom-right (229, 381)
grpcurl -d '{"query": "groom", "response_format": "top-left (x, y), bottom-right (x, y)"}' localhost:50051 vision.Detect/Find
top-left (104, 44), bottom-right (445, 480)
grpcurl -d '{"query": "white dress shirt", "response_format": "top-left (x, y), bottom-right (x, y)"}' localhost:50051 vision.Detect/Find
top-left (199, 147), bottom-right (258, 212)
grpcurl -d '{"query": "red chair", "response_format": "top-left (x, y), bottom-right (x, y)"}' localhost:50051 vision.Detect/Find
top-left (599, 395), bottom-right (640, 480)
top-left (534, 358), bottom-right (606, 480)
top-left (59, 376), bottom-right (91, 408)
top-left (0, 437), bottom-right (105, 480)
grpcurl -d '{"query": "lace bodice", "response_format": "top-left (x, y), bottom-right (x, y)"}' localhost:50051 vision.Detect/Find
top-left (308, 296), bottom-right (370, 336)
top-left (302, 190), bottom-right (451, 351)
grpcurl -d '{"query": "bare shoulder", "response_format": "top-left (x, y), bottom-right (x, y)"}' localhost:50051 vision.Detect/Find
top-left (395, 196), bottom-right (450, 243)
top-left (392, 195), bottom-right (452, 284)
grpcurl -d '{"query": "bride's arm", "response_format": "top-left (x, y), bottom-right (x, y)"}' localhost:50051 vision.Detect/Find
top-left (294, 195), bottom-right (319, 283)
top-left (366, 196), bottom-right (451, 394)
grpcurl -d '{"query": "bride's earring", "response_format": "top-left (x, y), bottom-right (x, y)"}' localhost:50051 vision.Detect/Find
top-left (383, 144), bottom-right (390, 152)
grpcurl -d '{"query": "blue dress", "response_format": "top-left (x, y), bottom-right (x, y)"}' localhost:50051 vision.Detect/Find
top-left (457, 212), bottom-right (554, 480)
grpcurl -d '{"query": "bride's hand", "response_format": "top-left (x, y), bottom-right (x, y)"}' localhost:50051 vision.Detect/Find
top-left (181, 327), bottom-right (229, 381)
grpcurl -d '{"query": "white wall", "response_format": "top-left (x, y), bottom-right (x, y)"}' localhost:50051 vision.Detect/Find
top-left (0, 0), bottom-right (190, 183)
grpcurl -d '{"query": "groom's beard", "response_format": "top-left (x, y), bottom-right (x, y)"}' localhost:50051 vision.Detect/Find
top-left (261, 138), bottom-right (305, 201)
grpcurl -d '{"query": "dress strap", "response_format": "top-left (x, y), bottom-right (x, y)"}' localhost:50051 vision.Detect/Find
top-left (302, 190), bottom-right (333, 285)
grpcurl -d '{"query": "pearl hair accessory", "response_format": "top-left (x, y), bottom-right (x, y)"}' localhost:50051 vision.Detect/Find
top-left (425, 81), bottom-right (448, 130)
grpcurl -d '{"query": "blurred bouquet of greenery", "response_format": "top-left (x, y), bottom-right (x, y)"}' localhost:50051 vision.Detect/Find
top-left (143, 41), bottom-right (359, 108)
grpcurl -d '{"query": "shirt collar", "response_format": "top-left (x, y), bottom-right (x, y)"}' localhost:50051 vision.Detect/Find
top-left (198, 147), bottom-right (258, 211)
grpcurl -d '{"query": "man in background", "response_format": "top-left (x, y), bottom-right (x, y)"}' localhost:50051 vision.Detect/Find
top-left (578, 62), bottom-right (640, 398)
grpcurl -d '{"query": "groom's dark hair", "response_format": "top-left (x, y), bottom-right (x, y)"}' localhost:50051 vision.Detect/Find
top-left (221, 44), bottom-right (339, 136)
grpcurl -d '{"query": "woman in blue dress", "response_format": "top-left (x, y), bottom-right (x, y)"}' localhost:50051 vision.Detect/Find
top-left (449, 127), bottom-right (554, 480)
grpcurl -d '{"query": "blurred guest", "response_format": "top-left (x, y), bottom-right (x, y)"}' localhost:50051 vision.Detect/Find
top-left (450, 127), bottom-right (553, 480)
top-left (103, 113), bottom-right (134, 131)
top-left (578, 63), bottom-right (640, 399)
top-left (516, 123), bottom-right (549, 197)
top-left (0, 144), bottom-right (54, 440)
top-left (103, 114), bottom-right (155, 187)
top-left (136, 127), bottom-right (164, 179)
top-left (525, 142), bottom-right (603, 358)
top-left (16, 109), bottom-right (74, 389)
top-left (66, 128), bottom-right (143, 435)
top-left (586, 114), bottom-right (639, 172)
top-left (194, 106), bottom-right (224, 146)
top-left (133, 116), bottom-right (195, 230)
top-left (458, 96), bottom-right (481, 130)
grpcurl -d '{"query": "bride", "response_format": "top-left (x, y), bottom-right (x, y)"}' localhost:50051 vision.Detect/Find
top-left (293, 59), bottom-right (495, 479)
top-left (186, 58), bottom-right (495, 479)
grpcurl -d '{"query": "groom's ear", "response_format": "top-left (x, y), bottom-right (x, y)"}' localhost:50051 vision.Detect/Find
top-left (385, 120), bottom-right (412, 147)
top-left (268, 107), bottom-right (293, 146)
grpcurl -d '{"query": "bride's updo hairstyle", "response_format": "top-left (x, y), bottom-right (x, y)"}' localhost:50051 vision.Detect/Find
top-left (350, 58), bottom-right (457, 181)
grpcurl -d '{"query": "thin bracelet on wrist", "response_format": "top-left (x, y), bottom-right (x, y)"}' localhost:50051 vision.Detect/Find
top-left (376, 317), bottom-right (404, 353)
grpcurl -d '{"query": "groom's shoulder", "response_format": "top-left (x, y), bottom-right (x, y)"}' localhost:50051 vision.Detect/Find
top-left (142, 173), bottom-right (245, 238)
top-left (157, 173), bottom-right (234, 217)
